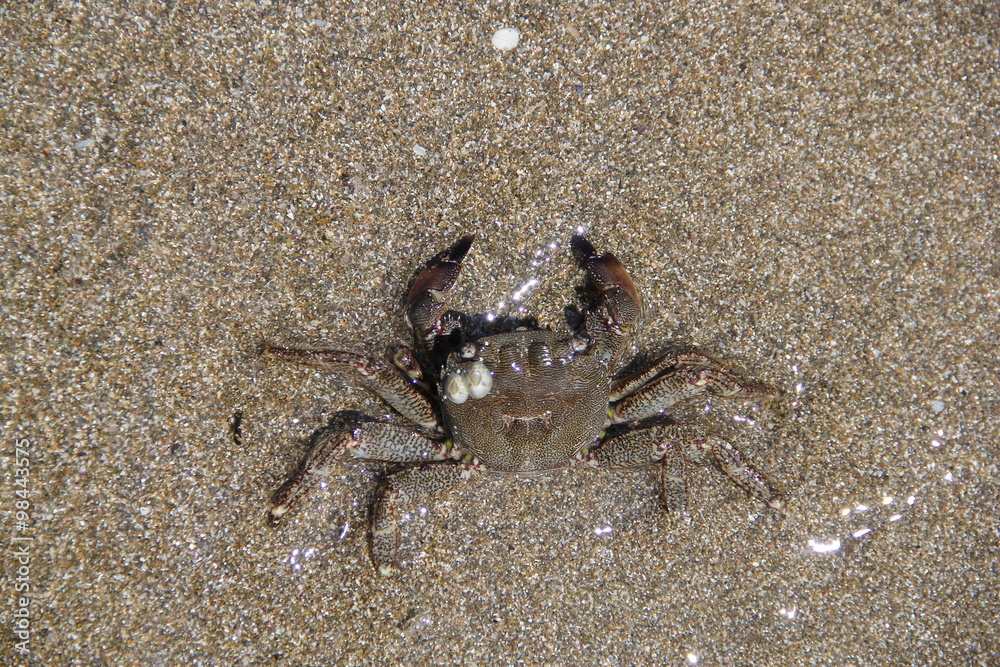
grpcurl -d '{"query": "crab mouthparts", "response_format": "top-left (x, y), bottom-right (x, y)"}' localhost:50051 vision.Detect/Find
top-left (499, 410), bottom-right (554, 430)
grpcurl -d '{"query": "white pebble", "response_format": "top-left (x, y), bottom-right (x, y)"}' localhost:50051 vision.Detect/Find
top-left (413, 144), bottom-right (427, 157)
top-left (491, 28), bottom-right (520, 52)
top-left (74, 138), bottom-right (95, 149)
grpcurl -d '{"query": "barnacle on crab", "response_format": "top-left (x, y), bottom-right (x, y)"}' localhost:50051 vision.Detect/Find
top-left (264, 234), bottom-right (783, 575)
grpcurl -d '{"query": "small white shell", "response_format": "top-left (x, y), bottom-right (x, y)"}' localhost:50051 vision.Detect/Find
top-left (445, 372), bottom-right (469, 404)
top-left (491, 28), bottom-right (520, 52)
top-left (463, 361), bottom-right (493, 399)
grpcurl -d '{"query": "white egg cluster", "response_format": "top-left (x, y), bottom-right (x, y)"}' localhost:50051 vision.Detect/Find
top-left (444, 361), bottom-right (493, 404)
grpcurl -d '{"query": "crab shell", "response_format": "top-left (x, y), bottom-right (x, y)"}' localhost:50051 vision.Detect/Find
top-left (440, 330), bottom-right (611, 473)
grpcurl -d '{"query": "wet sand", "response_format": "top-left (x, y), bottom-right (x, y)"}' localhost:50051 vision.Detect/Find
top-left (2, 2), bottom-right (998, 665)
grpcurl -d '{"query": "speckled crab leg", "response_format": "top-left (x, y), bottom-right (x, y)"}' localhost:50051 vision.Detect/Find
top-left (610, 349), bottom-right (723, 401)
top-left (270, 421), bottom-right (455, 521)
top-left (263, 346), bottom-right (441, 431)
top-left (585, 422), bottom-right (784, 511)
top-left (611, 363), bottom-right (778, 424)
top-left (371, 462), bottom-right (476, 577)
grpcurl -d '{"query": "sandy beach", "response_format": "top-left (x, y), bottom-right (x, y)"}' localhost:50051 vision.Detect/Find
top-left (2, 2), bottom-right (998, 664)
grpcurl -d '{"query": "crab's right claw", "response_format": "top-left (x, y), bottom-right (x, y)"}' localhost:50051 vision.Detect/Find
top-left (571, 235), bottom-right (643, 332)
top-left (405, 235), bottom-right (474, 342)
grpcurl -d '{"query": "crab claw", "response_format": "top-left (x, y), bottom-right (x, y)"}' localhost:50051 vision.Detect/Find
top-left (570, 235), bottom-right (642, 332)
top-left (405, 235), bottom-right (474, 342)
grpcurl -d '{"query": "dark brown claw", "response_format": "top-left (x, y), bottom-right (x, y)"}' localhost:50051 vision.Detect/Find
top-left (570, 235), bottom-right (643, 332)
top-left (405, 235), bottom-right (474, 342)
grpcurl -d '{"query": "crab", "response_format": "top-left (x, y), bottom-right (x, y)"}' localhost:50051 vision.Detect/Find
top-left (265, 234), bottom-right (783, 575)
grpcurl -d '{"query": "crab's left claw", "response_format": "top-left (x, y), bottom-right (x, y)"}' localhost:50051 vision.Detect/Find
top-left (571, 235), bottom-right (643, 333)
top-left (405, 235), bottom-right (474, 342)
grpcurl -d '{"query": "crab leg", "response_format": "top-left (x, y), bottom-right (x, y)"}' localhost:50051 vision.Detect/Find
top-left (610, 349), bottom-right (723, 401)
top-left (611, 364), bottom-right (778, 423)
top-left (371, 462), bottom-right (475, 577)
top-left (270, 421), bottom-right (453, 521)
top-left (263, 346), bottom-right (440, 431)
top-left (586, 421), bottom-right (784, 511)
top-left (405, 234), bottom-right (474, 343)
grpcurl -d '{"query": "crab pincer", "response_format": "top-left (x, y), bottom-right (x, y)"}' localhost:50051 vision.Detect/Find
top-left (405, 234), bottom-right (474, 343)
top-left (571, 234), bottom-right (643, 334)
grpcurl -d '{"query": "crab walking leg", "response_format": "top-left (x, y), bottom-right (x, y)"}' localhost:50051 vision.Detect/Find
top-left (270, 422), bottom-right (452, 520)
top-left (704, 436), bottom-right (784, 509)
top-left (589, 423), bottom-right (784, 511)
top-left (370, 463), bottom-right (475, 576)
top-left (611, 365), bottom-right (778, 423)
top-left (588, 426), bottom-right (691, 514)
top-left (263, 347), bottom-right (440, 431)
top-left (610, 349), bottom-right (729, 401)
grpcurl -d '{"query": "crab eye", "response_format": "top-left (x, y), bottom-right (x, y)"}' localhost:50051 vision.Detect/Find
top-left (444, 372), bottom-right (470, 404)
top-left (463, 361), bottom-right (493, 399)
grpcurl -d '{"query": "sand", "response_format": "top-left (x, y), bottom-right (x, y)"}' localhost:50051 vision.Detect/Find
top-left (2, 1), bottom-right (998, 665)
